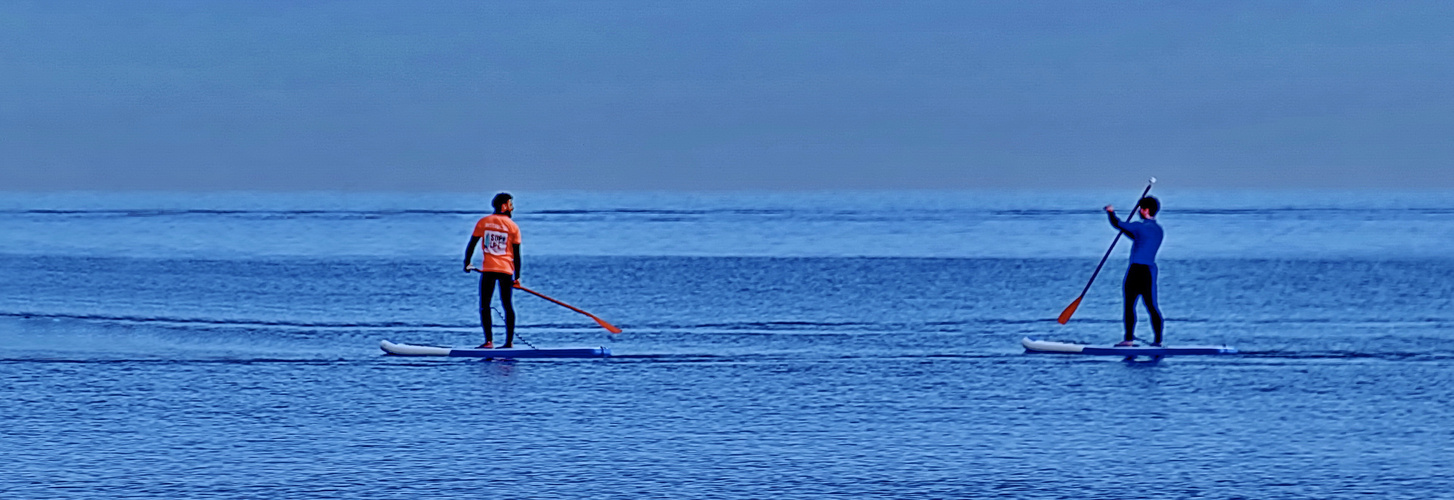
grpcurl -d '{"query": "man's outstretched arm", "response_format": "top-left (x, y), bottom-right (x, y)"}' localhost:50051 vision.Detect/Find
top-left (1105, 206), bottom-right (1137, 239)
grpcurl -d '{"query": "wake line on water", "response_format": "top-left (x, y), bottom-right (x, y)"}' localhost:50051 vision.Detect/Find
top-left (1, 311), bottom-right (971, 336)
top-left (3, 311), bottom-right (1048, 332)
top-left (15, 311), bottom-right (1445, 336)
top-left (0, 358), bottom-right (356, 365)
top-left (1230, 351), bottom-right (1454, 362)
top-left (1172, 317), bottom-right (1454, 327)
top-left (0, 311), bottom-right (586, 332)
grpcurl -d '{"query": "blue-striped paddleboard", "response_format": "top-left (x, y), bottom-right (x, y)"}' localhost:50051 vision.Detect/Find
top-left (1022, 337), bottom-right (1236, 356)
top-left (380, 340), bottom-right (609, 359)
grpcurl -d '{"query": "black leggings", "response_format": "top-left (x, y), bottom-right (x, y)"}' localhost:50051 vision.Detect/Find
top-left (1123, 264), bottom-right (1164, 343)
top-left (480, 272), bottom-right (515, 345)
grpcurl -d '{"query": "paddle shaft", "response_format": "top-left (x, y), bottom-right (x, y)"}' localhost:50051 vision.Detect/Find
top-left (467, 267), bottom-right (622, 333)
top-left (1063, 180), bottom-right (1156, 315)
top-left (513, 285), bottom-right (622, 334)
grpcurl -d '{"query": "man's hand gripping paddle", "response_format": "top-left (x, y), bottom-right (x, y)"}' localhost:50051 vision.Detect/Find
top-left (468, 267), bottom-right (623, 334)
top-left (1057, 177), bottom-right (1156, 324)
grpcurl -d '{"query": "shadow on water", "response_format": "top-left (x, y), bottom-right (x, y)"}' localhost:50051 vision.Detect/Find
top-left (1121, 355), bottom-right (1164, 366)
top-left (471, 358), bottom-right (520, 377)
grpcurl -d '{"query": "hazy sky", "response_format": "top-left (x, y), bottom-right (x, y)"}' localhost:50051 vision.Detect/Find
top-left (3, 1), bottom-right (1452, 190)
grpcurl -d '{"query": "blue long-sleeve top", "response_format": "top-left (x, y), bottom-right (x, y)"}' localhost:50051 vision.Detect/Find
top-left (1108, 211), bottom-right (1163, 265)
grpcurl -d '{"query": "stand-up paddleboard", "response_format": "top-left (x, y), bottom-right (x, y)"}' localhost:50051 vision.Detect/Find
top-left (1022, 337), bottom-right (1236, 356)
top-left (380, 340), bottom-right (609, 359)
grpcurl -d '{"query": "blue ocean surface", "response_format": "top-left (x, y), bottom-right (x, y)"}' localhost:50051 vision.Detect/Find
top-left (2, 190), bottom-right (1452, 499)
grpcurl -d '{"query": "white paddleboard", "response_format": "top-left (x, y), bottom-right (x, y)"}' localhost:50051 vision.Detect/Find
top-left (1022, 337), bottom-right (1236, 356)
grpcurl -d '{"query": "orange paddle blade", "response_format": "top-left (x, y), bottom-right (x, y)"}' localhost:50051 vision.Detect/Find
top-left (1057, 296), bottom-right (1083, 324)
top-left (591, 316), bottom-right (623, 334)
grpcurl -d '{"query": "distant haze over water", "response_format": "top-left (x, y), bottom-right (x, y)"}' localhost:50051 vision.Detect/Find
top-left (3, 1), bottom-right (1454, 190)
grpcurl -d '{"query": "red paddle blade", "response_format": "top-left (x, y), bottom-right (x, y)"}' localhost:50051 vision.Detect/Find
top-left (1057, 297), bottom-right (1083, 324)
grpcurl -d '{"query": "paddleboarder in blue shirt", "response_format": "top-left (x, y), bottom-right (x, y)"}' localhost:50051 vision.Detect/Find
top-left (1105, 196), bottom-right (1163, 347)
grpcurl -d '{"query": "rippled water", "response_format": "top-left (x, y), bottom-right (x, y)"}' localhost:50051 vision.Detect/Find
top-left (3, 191), bottom-right (1452, 499)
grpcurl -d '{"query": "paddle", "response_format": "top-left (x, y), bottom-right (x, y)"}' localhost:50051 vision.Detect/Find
top-left (514, 285), bottom-right (623, 334)
top-left (468, 267), bottom-right (623, 334)
top-left (1057, 177), bottom-right (1156, 324)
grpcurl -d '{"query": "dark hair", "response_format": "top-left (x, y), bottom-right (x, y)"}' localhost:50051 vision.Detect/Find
top-left (491, 192), bottom-right (513, 212)
top-left (1137, 196), bottom-right (1160, 217)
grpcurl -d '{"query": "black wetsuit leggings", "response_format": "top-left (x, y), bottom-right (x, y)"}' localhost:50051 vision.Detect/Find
top-left (1124, 264), bottom-right (1164, 343)
top-left (480, 272), bottom-right (515, 345)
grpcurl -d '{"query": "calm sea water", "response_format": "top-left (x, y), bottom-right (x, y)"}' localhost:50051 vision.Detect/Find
top-left (3, 190), bottom-right (1452, 499)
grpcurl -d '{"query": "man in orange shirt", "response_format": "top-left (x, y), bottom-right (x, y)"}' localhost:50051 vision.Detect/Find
top-left (464, 192), bottom-right (522, 348)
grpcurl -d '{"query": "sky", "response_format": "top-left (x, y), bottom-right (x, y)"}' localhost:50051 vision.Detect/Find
top-left (2, 1), bottom-right (1452, 191)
